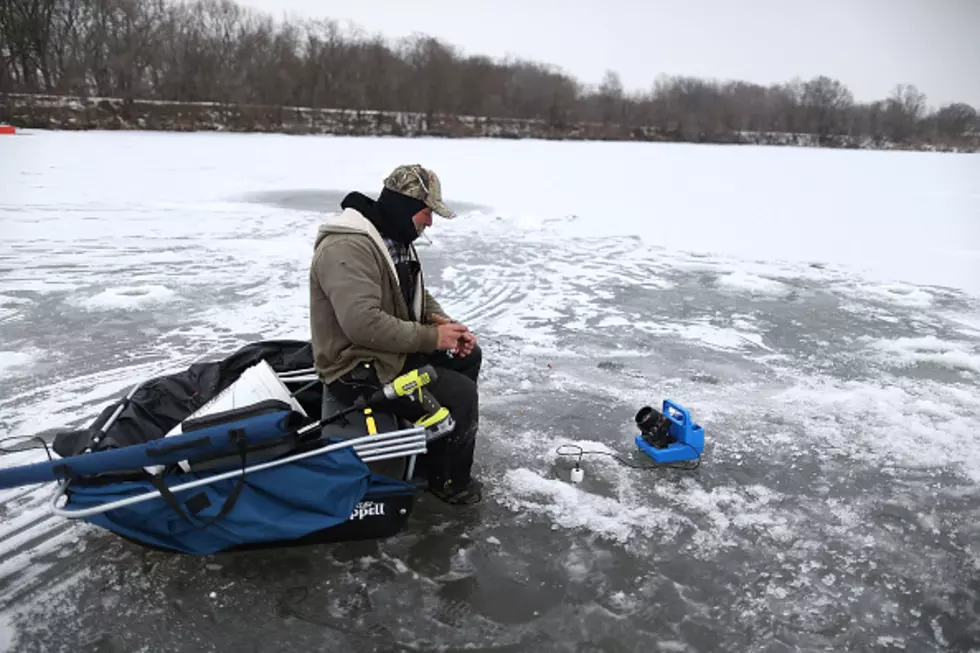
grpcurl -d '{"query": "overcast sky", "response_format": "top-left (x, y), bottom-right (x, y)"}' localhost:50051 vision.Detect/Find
top-left (238, 0), bottom-right (979, 108)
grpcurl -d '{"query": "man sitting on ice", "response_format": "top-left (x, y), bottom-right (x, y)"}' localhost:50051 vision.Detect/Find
top-left (309, 164), bottom-right (483, 505)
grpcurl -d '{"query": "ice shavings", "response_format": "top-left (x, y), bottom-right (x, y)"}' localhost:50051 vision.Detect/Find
top-left (72, 285), bottom-right (177, 311)
top-left (496, 461), bottom-right (803, 559)
top-left (715, 270), bottom-right (790, 296)
top-left (671, 322), bottom-right (760, 352)
top-left (486, 429), bottom-right (660, 543)
top-left (868, 335), bottom-right (980, 375)
top-left (604, 590), bottom-right (637, 614)
top-left (633, 315), bottom-right (773, 354)
top-left (860, 283), bottom-right (937, 308)
top-left (0, 295), bottom-right (31, 323)
top-left (0, 352), bottom-right (33, 376)
top-left (0, 612), bottom-right (17, 653)
top-left (498, 467), bottom-right (670, 544)
top-left (442, 266), bottom-right (460, 282)
top-left (490, 425), bottom-right (796, 555)
top-left (666, 481), bottom-right (774, 533)
top-left (832, 280), bottom-right (940, 309)
top-left (598, 316), bottom-right (630, 328)
top-left (876, 636), bottom-right (906, 650)
top-left (772, 376), bottom-right (980, 480)
top-left (945, 312), bottom-right (980, 338)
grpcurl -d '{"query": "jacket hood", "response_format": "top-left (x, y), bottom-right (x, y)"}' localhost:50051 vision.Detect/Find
top-left (313, 207), bottom-right (406, 302)
top-left (312, 203), bottom-right (428, 330)
top-left (314, 207), bottom-right (375, 249)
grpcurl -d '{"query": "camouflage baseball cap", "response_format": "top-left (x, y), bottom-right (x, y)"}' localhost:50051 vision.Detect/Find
top-left (383, 164), bottom-right (456, 218)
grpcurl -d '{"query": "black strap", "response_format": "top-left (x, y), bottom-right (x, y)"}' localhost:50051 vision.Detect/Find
top-left (144, 429), bottom-right (249, 530)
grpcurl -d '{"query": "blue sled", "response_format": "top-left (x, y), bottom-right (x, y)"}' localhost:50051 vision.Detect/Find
top-left (635, 399), bottom-right (704, 463)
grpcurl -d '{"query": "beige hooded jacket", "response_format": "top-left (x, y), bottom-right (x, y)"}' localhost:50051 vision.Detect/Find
top-left (309, 207), bottom-right (450, 384)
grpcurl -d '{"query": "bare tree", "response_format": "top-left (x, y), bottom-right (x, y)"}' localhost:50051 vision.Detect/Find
top-left (456, 54), bottom-right (498, 117)
top-left (800, 76), bottom-right (853, 142)
top-left (405, 35), bottom-right (459, 123)
top-left (884, 83), bottom-right (927, 144)
top-left (596, 69), bottom-right (623, 125)
top-left (933, 103), bottom-right (977, 141)
top-left (1, 0), bottom-right (57, 90)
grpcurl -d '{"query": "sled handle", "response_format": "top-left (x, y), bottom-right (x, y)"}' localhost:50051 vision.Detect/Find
top-left (50, 426), bottom-right (427, 519)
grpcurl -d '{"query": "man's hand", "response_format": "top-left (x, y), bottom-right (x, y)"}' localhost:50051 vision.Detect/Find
top-left (430, 314), bottom-right (477, 356)
top-left (436, 323), bottom-right (469, 350)
top-left (456, 330), bottom-right (478, 357)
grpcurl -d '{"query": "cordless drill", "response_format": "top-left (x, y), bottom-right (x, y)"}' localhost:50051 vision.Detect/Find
top-left (360, 365), bottom-right (455, 438)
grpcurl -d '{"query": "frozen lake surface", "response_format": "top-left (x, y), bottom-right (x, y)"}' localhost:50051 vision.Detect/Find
top-left (1, 131), bottom-right (979, 652)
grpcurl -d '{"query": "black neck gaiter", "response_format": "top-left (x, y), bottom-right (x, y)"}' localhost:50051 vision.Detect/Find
top-left (340, 189), bottom-right (426, 246)
top-left (375, 187), bottom-right (427, 246)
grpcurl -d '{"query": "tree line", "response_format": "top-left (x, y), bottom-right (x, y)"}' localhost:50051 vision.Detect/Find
top-left (2, 0), bottom-right (978, 147)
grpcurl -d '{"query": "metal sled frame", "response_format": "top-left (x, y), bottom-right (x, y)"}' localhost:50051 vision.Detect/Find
top-left (279, 367), bottom-right (424, 481)
top-left (278, 366), bottom-right (425, 481)
top-left (49, 426), bottom-right (427, 519)
top-left (49, 368), bottom-right (430, 520)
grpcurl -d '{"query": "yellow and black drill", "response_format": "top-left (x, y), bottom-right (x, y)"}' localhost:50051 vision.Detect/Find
top-left (360, 365), bottom-right (455, 438)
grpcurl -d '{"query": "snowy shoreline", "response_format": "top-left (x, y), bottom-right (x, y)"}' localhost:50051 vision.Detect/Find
top-left (3, 93), bottom-right (977, 153)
